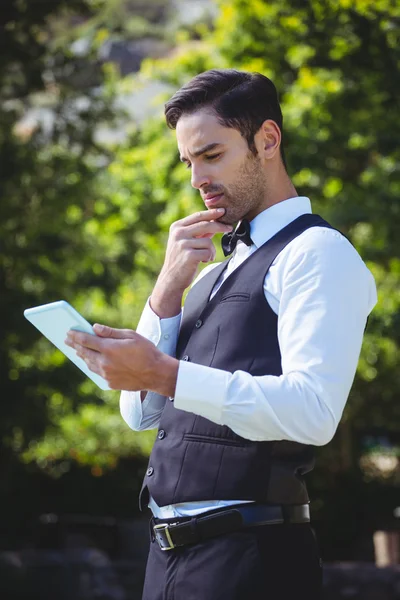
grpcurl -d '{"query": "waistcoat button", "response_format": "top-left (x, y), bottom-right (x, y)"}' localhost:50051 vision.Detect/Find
top-left (195, 319), bottom-right (203, 328)
top-left (158, 429), bottom-right (165, 440)
top-left (182, 355), bottom-right (190, 361)
top-left (146, 467), bottom-right (154, 476)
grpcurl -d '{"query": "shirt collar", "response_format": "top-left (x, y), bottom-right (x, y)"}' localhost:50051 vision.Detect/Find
top-left (247, 196), bottom-right (312, 249)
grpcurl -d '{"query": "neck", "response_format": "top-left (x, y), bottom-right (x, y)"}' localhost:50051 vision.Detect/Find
top-left (246, 166), bottom-right (298, 221)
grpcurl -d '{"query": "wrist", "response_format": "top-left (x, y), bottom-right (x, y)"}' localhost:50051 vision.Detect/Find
top-left (147, 351), bottom-right (179, 397)
top-left (150, 275), bottom-right (184, 319)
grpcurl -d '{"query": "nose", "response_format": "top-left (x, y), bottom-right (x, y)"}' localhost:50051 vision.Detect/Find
top-left (191, 164), bottom-right (211, 190)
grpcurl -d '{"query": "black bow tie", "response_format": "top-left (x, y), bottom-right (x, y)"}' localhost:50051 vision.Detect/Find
top-left (221, 219), bottom-right (253, 257)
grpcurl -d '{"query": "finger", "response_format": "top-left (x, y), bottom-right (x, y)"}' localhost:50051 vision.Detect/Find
top-left (66, 330), bottom-right (102, 351)
top-left (199, 248), bottom-right (216, 263)
top-left (181, 238), bottom-right (216, 250)
top-left (186, 244), bottom-right (216, 263)
top-left (77, 347), bottom-right (102, 374)
top-left (93, 324), bottom-right (136, 339)
top-left (186, 220), bottom-right (232, 238)
top-left (180, 208), bottom-right (226, 227)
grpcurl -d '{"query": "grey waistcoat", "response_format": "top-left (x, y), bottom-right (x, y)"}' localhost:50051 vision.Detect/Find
top-left (139, 213), bottom-right (335, 510)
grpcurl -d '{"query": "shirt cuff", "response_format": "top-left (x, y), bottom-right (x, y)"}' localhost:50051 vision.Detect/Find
top-left (174, 361), bottom-right (230, 425)
top-left (137, 298), bottom-right (182, 354)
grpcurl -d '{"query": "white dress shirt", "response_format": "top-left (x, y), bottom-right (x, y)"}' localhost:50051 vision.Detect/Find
top-left (120, 196), bottom-right (378, 518)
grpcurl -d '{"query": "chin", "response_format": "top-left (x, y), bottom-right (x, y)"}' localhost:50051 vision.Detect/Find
top-left (216, 209), bottom-right (236, 226)
top-left (221, 216), bottom-right (237, 227)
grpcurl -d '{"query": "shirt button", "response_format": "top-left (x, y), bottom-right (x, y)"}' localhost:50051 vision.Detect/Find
top-left (182, 355), bottom-right (190, 361)
top-left (168, 396), bottom-right (174, 402)
top-left (195, 319), bottom-right (203, 329)
top-left (158, 429), bottom-right (165, 440)
top-left (146, 467), bottom-right (154, 477)
top-left (163, 334), bottom-right (170, 340)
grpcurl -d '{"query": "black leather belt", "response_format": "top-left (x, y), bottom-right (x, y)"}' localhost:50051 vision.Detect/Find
top-left (151, 503), bottom-right (310, 551)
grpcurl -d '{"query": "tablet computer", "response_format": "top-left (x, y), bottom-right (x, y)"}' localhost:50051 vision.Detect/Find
top-left (24, 300), bottom-right (111, 390)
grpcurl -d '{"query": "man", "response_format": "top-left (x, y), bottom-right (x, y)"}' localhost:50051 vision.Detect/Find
top-left (66, 69), bottom-right (377, 599)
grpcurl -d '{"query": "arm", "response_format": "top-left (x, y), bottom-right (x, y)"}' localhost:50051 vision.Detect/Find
top-left (173, 228), bottom-right (378, 445)
top-left (65, 208), bottom-right (233, 431)
top-left (120, 261), bottom-right (222, 431)
top-left (119, 300), bottom-right (182, 431)
top-left (120, 208), bottom-right (231, 430)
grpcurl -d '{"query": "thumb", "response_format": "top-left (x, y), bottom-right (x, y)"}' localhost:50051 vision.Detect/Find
top-left (93, 324), bottom-right (136, 339)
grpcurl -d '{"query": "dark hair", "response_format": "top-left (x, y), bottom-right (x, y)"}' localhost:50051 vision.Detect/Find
top-left (165, 69), bottom-right (286, 167)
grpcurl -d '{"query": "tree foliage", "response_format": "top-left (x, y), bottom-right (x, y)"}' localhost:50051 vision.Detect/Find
top-left (2, 0), bottom-right (400, 557)
top-left (139, 0), bottom-right (400, 439)
top-left (1, 0), bottom-right (174, 524)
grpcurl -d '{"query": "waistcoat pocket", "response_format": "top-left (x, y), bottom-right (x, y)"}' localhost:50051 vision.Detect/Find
top-left (220, 292), bottom-right (250, 303)
top-left (183, 433), bottom-right (250, 447)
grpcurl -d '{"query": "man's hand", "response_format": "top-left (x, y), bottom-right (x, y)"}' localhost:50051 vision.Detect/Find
top-left (151, 208), bottom-right (232, 318)
top-left (65, 324), bottom-right (179, 395)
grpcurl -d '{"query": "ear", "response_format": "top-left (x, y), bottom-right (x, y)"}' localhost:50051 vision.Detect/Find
top-left (255, 119), bottom-right (281, 161)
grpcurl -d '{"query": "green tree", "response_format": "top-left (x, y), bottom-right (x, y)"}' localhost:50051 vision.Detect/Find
top-left (3, 0), bottom-right (399, 560)
top-left (1, 0), bottom-right (175, 535)
top-left (99, 0), bottom-right (400, 558)
top-left (106, 0), bottom-right (400, 458)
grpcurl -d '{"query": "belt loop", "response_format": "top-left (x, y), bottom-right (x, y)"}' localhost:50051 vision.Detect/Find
top-left (149, 517), bottom-right (155, 543)
top-left (189, 516), bottom-right (200, 541)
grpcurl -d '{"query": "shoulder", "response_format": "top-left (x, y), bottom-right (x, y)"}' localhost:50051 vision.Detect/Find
top-left (277, 224), bottom-right (376, 302)
top-left (292, 223), bottom-right (354, 251)
top-left (281, 224), bottom-right (365, 271)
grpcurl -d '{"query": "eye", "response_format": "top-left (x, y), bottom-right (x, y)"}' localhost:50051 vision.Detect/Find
top-left (185, 162), bottom-right (192, 170)
top-left (205, 153), bottom-right (221, 161)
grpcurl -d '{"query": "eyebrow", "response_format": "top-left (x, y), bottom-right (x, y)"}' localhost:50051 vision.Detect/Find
top-left (179, 143), bottom-right (223, 163)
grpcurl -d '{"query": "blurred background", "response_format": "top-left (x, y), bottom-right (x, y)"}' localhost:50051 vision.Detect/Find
top-left (1, 0), bottom-right (399, 598)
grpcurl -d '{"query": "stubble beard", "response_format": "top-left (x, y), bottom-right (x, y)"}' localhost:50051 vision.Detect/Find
top-left (218, 151), bottom-right (266, 225)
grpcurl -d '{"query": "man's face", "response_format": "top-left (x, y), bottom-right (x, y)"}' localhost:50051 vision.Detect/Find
top-left (176, 109), bottom-right (267, 225)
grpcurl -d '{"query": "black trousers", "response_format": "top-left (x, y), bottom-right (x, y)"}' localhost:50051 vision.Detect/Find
top-left (142, 521), bottom-right (323, 600)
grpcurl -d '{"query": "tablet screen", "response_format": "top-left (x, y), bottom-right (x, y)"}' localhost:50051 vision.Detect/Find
top-left (24, 300), bottom-right (111, 390)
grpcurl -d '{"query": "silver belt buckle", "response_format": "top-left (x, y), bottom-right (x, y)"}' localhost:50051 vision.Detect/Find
top-left (153, 523), bottom-right (176, 551)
